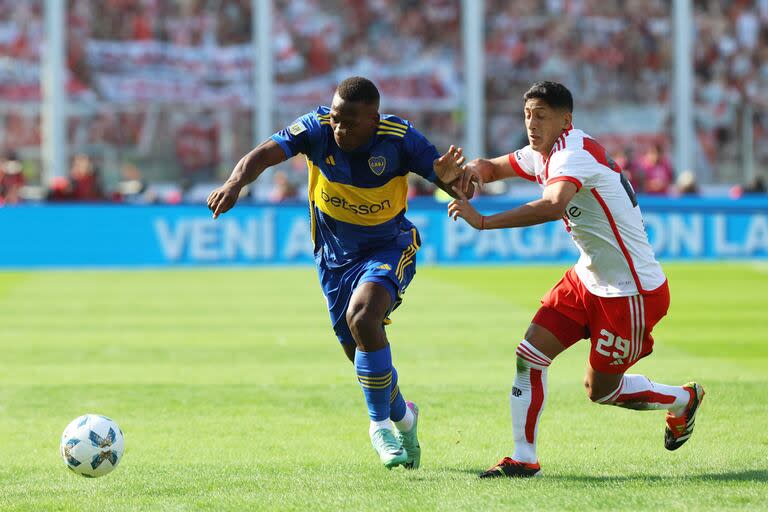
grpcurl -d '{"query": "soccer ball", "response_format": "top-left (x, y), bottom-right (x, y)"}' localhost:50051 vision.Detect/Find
top-left (60, 414), bottom-right (125, 477)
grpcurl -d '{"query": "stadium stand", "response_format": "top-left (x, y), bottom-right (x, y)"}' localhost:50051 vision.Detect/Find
top-left (0, 0), bottom-right (765, 203)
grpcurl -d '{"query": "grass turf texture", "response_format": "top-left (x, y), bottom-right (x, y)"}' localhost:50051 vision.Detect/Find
top-left (0, 263), bottom-right (766, 511)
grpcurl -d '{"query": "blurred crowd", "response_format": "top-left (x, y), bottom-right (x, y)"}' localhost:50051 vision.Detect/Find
top-left (484, 0), bottom-right (768, 178)
top-left (0, 0), bottom-right (766, 205)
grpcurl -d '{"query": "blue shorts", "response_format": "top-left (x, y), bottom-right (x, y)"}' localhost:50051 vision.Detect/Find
top-left (318, 229), bottom-right (420, 346)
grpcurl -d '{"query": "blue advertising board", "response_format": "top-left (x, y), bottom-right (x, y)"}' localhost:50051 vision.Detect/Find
top-left (1, 197), bottom-right (766, 268)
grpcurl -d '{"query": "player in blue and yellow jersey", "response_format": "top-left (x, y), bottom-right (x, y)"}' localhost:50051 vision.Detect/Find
top-left (207, 77), bottom-right (469, 469)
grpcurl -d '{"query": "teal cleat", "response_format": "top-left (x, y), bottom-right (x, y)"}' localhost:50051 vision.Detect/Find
top-left (370, 428), bottom-right (408, 469)
top-left (397, 402), bottom-right (421, 469)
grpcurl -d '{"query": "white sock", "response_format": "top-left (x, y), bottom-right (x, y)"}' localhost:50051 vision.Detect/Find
top-left (369, 419), bottom-right (393, 437)
top-left (394, 406), bottom-right (415, 433)
top-left (596, 374), bottom-right (692, 416)
top-left (510, 340), bottom-right (552, 464)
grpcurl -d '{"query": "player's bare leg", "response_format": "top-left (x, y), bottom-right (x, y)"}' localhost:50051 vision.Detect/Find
top-left (480, 323), bottom-right (565, 479)
top-left (346, 283), bottom-right (417, 468)
top-left (346, 282), bottom-right (391, 353)
top-left (586, 366), bottom-right (705, 450)
top-left (341, 341), bottom-right (356, 362)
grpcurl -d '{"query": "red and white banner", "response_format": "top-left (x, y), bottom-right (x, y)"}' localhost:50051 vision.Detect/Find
top-left (86, 41), bottom-right (461, 109)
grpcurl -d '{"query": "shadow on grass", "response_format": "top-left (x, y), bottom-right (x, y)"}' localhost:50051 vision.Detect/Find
top-left (550, 470), bottom-right (768, 483)
top-left (448, 469), bottom-right (768, 483)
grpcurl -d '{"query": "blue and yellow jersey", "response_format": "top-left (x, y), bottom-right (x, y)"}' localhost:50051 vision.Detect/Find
top-left (270, 106), bottom-right (439, 269)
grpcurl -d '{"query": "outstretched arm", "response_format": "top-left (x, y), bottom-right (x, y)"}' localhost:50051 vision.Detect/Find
top-left (433, 175), bottom-right (475, 199)
top-left (447, 180), bottom-right (578, 229)
top-left (207, 139), bottom-right (288, 219)
top-left (456, 154), bottom-right (529, 194)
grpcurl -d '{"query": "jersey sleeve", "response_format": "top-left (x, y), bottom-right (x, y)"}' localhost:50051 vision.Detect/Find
top-left (546, 149), bottom-right (598, 191)
top-left (402, 125), bottom-right (440, 182)
top-left (270, 111), bottom-right (318, 158)
top-left (507, 146), bottom-right (537, 182)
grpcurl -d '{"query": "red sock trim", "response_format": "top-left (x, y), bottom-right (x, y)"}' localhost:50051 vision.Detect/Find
top-left (615, 390), bottom-right (676, 405)
top-left (516, 344), bottom-right (551, 367)
top-left (526, 368), bottom-right (544, 443)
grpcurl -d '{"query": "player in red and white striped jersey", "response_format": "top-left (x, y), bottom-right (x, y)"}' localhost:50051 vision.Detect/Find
top-left (448, 81), bottom-right (705, 478)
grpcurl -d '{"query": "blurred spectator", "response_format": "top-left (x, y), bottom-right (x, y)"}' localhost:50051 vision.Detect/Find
top-left (0, 151), bottom-right (24, 205)
top-left (676, 170), bottom-right (700, 195)
top-left (635, 144), bottom-right (674, 195)
top-left (268, 170), bottom-right (300, 203)
top-left (175, 113), bottom-right (219, 183)
top-left (47, 176), bottom-right (73, 202)
top-left (613, 147), bottom-right (644, 192)
top-left (729, 176), bottom-right (766, 198)
top-left (744, 176), bottom-right (767, 194)
top-left (69, 153), bottom-right (104, 201)
top-left (114, 162), bottom-right (147, 203)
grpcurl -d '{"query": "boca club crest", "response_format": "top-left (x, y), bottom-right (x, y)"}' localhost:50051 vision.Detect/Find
top-left (368, 156), bottom-right (387, 175)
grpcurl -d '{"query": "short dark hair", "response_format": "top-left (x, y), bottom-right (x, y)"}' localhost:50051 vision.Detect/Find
top-left (336, 76), bottom-right (380, 106)
top-left (524, 81), bottom-right (573, 112)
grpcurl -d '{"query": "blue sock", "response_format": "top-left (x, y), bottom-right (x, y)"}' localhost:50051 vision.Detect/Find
top-left (389, 367), bottom-right (407, 422)
top-left (354, 346), bottom-right (393, 422)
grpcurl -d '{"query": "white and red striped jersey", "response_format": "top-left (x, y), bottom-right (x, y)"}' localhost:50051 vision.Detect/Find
top-left (508, 127), bottom-right (666, 297)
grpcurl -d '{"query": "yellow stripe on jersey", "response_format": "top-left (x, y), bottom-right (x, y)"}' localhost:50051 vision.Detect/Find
top-left (379, 119), bottom-right (408, 132)
top-left (306, 158), bottom-right (320, 244)
top-left (376, 130), bottom-right (406, 138)
top-left (308, 161), bottom-right (407, 226)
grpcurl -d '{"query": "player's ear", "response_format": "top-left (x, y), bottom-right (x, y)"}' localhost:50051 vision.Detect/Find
top-left (562, 111), bottom-right (573, 130)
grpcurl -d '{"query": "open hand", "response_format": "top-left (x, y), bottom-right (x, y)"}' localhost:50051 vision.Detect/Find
top-left (447, 186), bottom-right (483, 229)
top-left (434, 145), bottom-right (466, 185)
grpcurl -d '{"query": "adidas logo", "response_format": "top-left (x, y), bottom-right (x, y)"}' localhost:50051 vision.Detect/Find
top-left (325, 155), bottom-right (336, 166)
top-left (609, 358), bottom-right (625, 366)
top-left (377, 264), bottom-right (391, 270)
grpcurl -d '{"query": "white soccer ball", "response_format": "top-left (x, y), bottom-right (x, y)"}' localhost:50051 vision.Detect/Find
top-left (60, 414), bottom-right (125, 478)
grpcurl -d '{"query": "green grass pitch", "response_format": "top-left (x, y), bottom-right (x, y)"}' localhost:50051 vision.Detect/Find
top-left (0, 263), bottom-right (766, 511)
